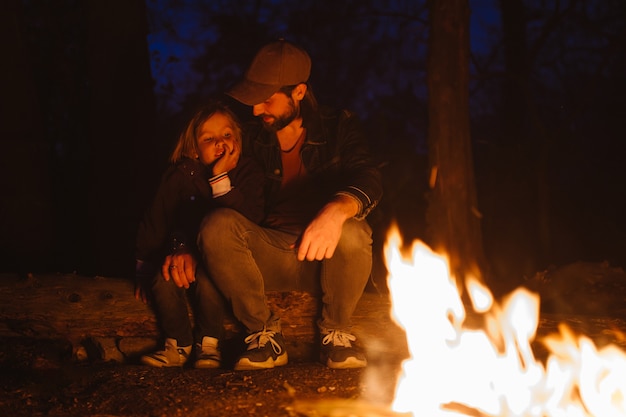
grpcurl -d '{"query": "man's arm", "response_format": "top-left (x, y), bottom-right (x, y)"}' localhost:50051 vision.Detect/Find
top-left (295, 194), bottom-right (359, 261)
top-left (334, 110), bottom-right (383, 219)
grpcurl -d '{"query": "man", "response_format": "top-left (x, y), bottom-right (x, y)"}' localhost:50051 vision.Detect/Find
top-left (198, 39), bottom-right (382, 370)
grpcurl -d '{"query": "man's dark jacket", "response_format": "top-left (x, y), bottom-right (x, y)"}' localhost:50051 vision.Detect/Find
top-left (242, 106), bottom-right (382, 227)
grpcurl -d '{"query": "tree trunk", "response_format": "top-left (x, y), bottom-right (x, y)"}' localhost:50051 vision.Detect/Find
top-left (86, 0), bottom-right (158, 277)
top-left (1, 1), bottom-right (158, 277)
top-left (0, 0), bottom-right (55, 273)
top-left (426, 0), bottom-right (487, 284)
top-left (499, 0), bottom-right (551, 276)
top-left (493, 0), bottom-right (544, 280)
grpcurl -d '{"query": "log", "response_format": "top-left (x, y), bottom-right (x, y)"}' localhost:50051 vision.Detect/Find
top-left (0, 273), bottom-right (407, 363)
top-left (3, 269), bottom-right (625, 366)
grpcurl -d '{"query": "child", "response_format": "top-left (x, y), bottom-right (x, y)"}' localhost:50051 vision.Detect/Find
top-left (135, 100), bottom-right (265, 368)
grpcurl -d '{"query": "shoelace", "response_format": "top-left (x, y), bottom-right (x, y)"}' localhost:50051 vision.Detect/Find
top-left (148, 347), bottom-right (188, 361)
top-left (164, 339), bottom-right (189, 358)
top-left (322, 330), bottom-right (357, 347)
top-left (244, 327), bottom-right (283, 355)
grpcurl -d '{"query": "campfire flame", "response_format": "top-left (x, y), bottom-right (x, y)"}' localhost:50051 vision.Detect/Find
top-left (384, 226), bottom-right (626, 417)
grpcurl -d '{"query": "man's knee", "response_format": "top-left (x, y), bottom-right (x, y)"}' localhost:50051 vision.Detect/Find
top-left (338, 219), bottom-right (373, 253)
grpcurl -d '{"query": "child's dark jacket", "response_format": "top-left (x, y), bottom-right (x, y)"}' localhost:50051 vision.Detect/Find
top-left (136, 156), bottom-right (265, 267)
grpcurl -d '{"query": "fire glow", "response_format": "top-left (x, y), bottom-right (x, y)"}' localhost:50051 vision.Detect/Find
top-left (384, 227), bottom-right (626, 417)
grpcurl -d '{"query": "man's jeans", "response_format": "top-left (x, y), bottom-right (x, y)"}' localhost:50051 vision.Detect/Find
top-left (198, 208), bottom-right (373, 334)
top-left (150, 266), bottom-right (226, 347)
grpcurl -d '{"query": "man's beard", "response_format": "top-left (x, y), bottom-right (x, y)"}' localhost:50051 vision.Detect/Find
top-left (261, 99), bottom-right (299, 132)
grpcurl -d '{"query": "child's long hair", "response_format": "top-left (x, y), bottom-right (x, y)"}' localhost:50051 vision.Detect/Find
top-left (170, 100), bottom-right (242, 164)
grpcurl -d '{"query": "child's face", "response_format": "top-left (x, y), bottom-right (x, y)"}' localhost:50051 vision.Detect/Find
top-left (196, 113), bottom-right (237, 165)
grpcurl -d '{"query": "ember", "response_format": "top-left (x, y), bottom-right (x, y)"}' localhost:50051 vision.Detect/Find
top-left (384, 226), bottom-right (626, 417)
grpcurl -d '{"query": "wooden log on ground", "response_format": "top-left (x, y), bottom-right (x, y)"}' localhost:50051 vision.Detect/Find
top-left (0, 273), bottom-right (406, 363)
top-left (3, 270), bottom-right (625, 366)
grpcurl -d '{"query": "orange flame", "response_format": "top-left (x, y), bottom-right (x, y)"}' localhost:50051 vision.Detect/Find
top-left (384, 226), bottom-right (626, 417)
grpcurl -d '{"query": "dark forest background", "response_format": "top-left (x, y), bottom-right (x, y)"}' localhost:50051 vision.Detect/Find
top-left (1, 0), bottom-right (625, 293)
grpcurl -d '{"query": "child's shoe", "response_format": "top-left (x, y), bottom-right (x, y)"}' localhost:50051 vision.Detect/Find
top-left (140, 338), bottom-right (191, 367)
top-left (194, 336), bottom-right (221, 369)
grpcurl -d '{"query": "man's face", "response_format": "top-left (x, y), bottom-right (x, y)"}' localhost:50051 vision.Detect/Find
top-left (252, 91), bottom-right (299, 133)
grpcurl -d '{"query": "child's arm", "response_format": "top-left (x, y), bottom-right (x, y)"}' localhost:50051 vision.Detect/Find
top-left (135, 166), bottom-right (185, 299)
top-left (210, 156), bottom-right (266, 224)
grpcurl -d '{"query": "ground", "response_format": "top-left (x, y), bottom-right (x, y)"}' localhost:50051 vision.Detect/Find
top-left (0, 273), bottom-right (405, 417)
top-left (1, 260), bottom-right (626, 417)
top-left (0, 348), bottom-right (393, 417)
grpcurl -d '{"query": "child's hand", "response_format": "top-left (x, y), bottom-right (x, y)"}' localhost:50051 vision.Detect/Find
top-left (162, 249), bottom-right (197, 289)
top-left (134, 259), bottom-right (154, 304)
top-left (212, 139), bottom-right (240, 176)
top-left (134, 281), bottom-right (150, 304)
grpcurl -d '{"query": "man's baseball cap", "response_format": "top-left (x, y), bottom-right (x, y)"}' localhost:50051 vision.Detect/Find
top-left (227, 39), bottom-right (311, 106)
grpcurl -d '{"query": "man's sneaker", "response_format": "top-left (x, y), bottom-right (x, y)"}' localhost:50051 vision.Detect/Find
top-left (140, 338), bottom-right (191, 367)
top-left (194, 336), bottom-right (221, 369)
top-left (234, 327), bottom-right (288, 370)
top-left (320, 329), bottom-right (367, 369)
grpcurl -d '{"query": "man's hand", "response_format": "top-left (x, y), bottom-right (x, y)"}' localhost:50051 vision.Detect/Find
top-left (162, 249), bottom-right (197, 288)
top-left (295, 195), bottom-right (359, 261)
top-left (212, 139), bottom-right (240, 176)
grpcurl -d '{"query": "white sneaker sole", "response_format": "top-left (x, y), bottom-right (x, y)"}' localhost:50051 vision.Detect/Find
top-left (234, 352), bottom-right (288, 371)
top-left (326, 356), bottom-right (367, 369)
